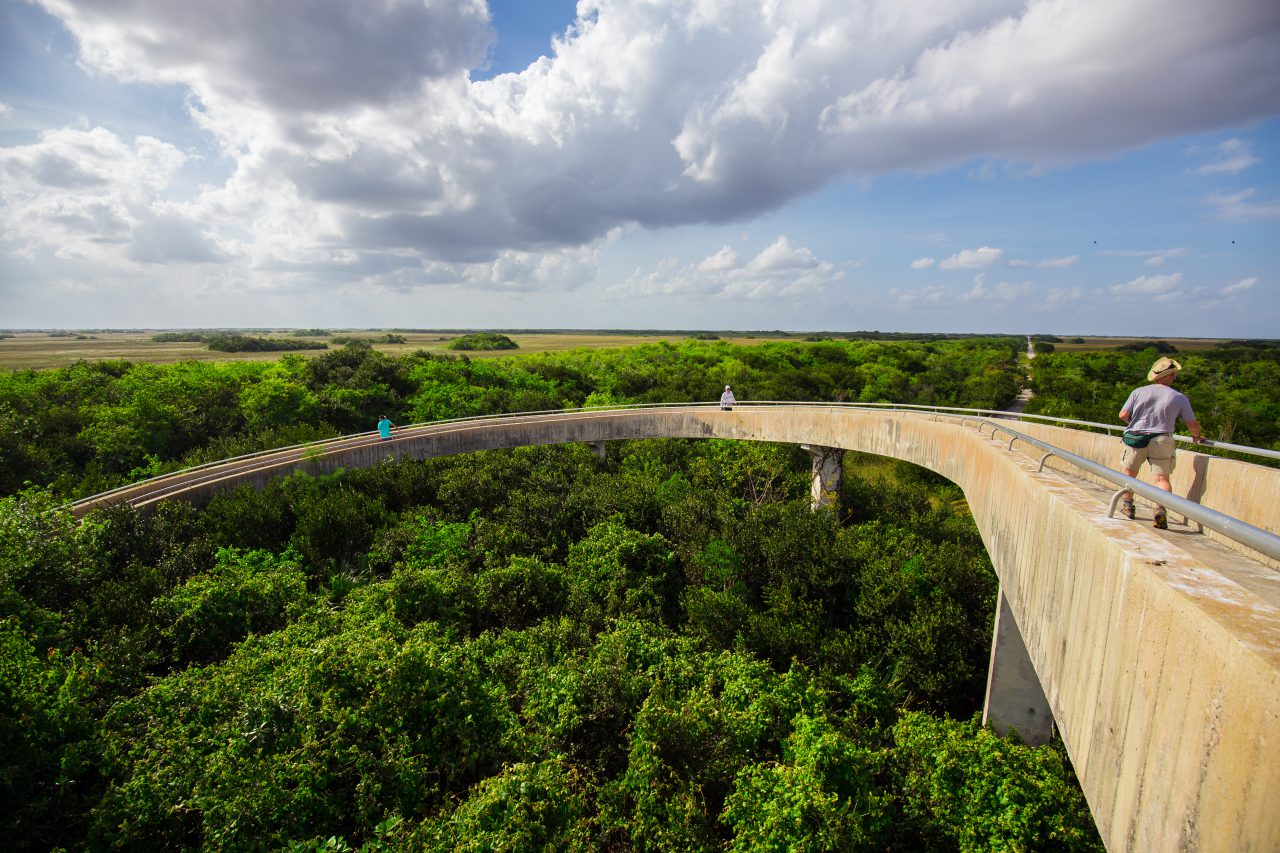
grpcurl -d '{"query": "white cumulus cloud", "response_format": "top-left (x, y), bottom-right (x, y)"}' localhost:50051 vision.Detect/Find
top-left (939, 246), bottom-right (1004, 269)
top-left (0, 126), bottom-right (220, 264)
top-left (613, 236), bottom-right (843, 299)
top-left (910, 257), bottom-right (936, 269)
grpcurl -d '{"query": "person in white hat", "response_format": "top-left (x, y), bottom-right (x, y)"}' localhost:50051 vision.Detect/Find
top-left (1117, 356), bottom-right (1205, 528)
top-left (719, 384), bottom-right (736, 411)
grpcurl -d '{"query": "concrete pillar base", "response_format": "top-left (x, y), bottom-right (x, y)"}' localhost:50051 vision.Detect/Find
top-left (587, 440), bottom-right (608, 459)
top-left (800, 444), bottom-right (843, 511)
top-left (982, 587), bottom-right (1054, 746)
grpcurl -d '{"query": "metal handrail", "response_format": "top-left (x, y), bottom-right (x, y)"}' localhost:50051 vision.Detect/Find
top-left (961, 417), bottom-right (1280, 563)
top-left (61, 402), bottom-right (1280, 548)
top-left (822, 401), bottom-right (1280, 461)
top-left (57, 401), bottom-right (1280, 561)
top-left (59, 402), bottom-right (711, 511)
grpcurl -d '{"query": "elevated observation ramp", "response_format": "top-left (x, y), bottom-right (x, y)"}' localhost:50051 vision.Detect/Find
top-left (69, 404), bottom-right (1280, 852)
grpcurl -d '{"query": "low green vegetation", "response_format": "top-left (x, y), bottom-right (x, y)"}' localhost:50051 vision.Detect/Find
top-left (0, 336), bottom-right (1116, 849)
top-left (150, 331), bottom-right (209, 343)
top-left (150, 332), bottom-right (332, 353)
top-left (447, 332), bottom-right (519, 350)
top-left (332, 334), bottom-right (408, 345)
top-left (1115, 340), bottom-right (1178, 353)
top-left (204, 334), bottom-right (330, 353)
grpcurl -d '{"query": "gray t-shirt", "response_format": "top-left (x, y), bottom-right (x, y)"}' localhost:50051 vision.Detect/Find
top-left (1121, 384), bottom-right (1195, 434)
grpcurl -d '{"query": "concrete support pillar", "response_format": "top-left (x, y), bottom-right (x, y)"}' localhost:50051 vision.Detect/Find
top-left (800, 444), bottom-right (843, 511)
top-left (982, 587), bottom-right (1054, 746)
top-left (587, 440), bottom-right (608, 459)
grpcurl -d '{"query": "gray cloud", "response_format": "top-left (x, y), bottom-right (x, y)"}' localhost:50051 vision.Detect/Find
top-left (128, 214), bottom-right (224, 264)
top-left (38, 0), bottom-right (494, 113)
top-left (11, 0), bottom-right (1280, 292)
top-left (28, 153), bottom-right (110, 188)
top-left (280, 150), bottom-right (446, 211)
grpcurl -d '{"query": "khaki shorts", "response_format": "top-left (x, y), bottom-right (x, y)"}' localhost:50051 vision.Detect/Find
top-left (1120, 433), bottom-right (1176, 477)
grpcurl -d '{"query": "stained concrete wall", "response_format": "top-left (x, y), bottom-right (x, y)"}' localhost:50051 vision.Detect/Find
top-left (77, 406), bottom-right (1280, 851)
top-left (802, 444), bottom-right (844, 510)
top-left (983, 587), bottom-right (1054, 746)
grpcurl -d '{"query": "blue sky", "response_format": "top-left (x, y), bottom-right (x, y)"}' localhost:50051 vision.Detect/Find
top-left (1, 0), bottom-right (1277, 335)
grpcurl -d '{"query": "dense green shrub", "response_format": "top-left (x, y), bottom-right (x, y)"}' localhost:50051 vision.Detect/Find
top-left (150, 331), bottom-right (206, 342)
top-left (92, 613), bottom-right (516, 849)
top-left (409, 759), bottom-right (596, 850)
top-left (153, 548), bottom-right (310, 665)
top-left (205, 334), bottom-right (328, 353)
top-left (446, 333), bottom-right (519, 350)
top-left (0, 620), bottom-right (102, 848)
top-left (331, 334), bottom-right (406, 345)
top-left (893, 712), bottom-right (1101, 851)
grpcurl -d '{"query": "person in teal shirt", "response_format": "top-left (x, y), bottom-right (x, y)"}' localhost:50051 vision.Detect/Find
top-left (377, 415), bottom-right (397, 440)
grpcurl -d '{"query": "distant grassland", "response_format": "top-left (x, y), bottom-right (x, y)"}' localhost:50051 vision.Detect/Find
top-left (0, 330), bottom-right (1249, 371)
top-left (0, 330), bottom-right (801, 371)
top-left (1047, 337), bottom-right (1230, 352)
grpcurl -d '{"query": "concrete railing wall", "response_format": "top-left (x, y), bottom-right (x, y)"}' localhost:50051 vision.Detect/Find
top-left (1007, 419), bottom-right (1280, 568)
top-left (75, 406), bottom-right (1280, 851)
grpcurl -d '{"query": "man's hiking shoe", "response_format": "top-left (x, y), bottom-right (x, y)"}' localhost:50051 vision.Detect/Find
top-left (1120, 499), bottom-right (1136, 520)
top-left (1153, 510), bottom-right (1168, 530)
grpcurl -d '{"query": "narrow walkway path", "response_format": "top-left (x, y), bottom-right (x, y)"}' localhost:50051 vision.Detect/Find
top-left (1001, 335), bottom-right (1036, 415)
top-left (1003, 386), bottom-right (1035, 414)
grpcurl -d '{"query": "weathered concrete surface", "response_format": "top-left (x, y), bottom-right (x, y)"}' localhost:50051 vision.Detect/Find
top-left (801, 444), bottom-right (844, 511)
top-left (983, 587), bottom-right (1054, 746)
top-left (73, 406), bottom-right (1280, 851)
top-left (1008, 419), bottom-right (1280, 569)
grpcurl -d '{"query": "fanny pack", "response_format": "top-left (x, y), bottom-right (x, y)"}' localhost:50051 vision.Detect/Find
top-left (1122, 431), bottom-right (1153, 448)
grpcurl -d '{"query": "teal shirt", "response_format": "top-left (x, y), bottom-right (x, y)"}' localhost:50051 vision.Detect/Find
top-left (378, 418), bottom-right (393, 439)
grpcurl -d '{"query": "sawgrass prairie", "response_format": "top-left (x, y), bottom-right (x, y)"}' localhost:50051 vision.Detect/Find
top-left (0, 330), bottom-right (800, 371)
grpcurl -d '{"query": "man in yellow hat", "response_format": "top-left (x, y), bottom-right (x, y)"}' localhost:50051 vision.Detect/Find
top-left (1117, 356), bottom-right (1205, 528)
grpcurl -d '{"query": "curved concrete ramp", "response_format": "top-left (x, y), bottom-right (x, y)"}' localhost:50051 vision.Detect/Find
top-left (73, 405), bottom-right (1280, 852)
